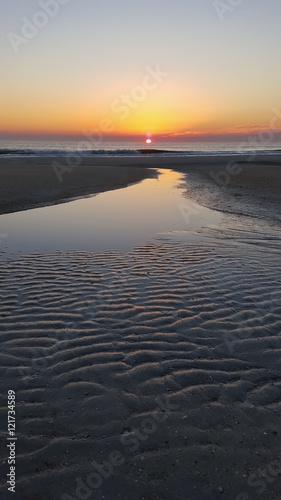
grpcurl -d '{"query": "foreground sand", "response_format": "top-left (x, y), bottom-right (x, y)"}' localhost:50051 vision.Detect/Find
top-left (0, 154), bottom-right (281, 499)
top-left (0, 230), bottom-right (281, 499)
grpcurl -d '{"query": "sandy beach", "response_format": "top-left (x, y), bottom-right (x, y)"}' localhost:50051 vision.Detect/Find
top-left (0, 154), bottom-right (281, 499)
top-left (0, 158), bottom-right (154, 215)
top-left (1, 154), bottom-right (281, 220)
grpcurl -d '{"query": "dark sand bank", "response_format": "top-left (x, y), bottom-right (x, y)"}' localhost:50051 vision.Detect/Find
top-left (0, 158), bottom-right (154, 215)
top-left (0, 154), bottom-right (281, 218)
top-left (177, 158), bottom-right (281, 223)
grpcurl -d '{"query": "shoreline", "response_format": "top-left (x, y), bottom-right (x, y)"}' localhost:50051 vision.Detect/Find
top-left (0, 159), bottom-right (156, 215)
top-left (0, 154), bottom-right (281, 499)
top-left (0, 154), bottom-right (281, 221)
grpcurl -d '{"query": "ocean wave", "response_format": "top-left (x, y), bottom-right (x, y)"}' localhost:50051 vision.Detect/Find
top-left (0, 148), bottom-right (280, 158)
top-left (0, 148), bottom-right (141, 157)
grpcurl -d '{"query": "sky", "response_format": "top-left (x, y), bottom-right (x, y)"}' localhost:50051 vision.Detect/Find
top-left (1, 0), bottom-right (281, 142)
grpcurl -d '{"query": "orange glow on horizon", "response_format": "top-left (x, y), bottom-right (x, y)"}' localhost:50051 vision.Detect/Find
top-left (2, 66), bottom-right (280, 141)
top-left (1, 122), bottom-right (280, 142)
top-left (1, 85), bottom-right (280, 141)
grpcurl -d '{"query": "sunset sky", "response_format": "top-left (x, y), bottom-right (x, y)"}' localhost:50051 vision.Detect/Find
top-left (1, 0), bottom-right (281, 141)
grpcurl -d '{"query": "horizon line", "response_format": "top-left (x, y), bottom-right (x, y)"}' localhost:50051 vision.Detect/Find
top-left (1, 130), bottom-right (281, 143)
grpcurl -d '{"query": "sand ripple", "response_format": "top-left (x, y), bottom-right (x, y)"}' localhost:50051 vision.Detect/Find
top-left (0, 232), bottom-right (281, 499)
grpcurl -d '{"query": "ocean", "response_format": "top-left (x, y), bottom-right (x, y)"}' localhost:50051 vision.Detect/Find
top-left (0, 139), bottom-right (281, 157)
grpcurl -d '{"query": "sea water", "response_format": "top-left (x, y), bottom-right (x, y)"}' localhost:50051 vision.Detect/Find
top-left (0, 170), bottom-right (221, 258)
top-left (0, 138), bottom-right (281, 157)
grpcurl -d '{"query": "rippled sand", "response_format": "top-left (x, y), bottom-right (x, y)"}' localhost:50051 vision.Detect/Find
top-left (1, 226), bottom-right (281, 499)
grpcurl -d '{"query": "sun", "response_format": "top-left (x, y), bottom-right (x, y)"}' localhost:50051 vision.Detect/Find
top-left (146, 139), bottom-right (152, 144)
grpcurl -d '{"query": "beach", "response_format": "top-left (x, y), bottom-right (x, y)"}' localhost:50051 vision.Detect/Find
top-left (0, 158), bottom-right (155, 215)
top-left (1, 154), bottom-right (281, 219)
top-left (0, 154), bottom-right (281, 499)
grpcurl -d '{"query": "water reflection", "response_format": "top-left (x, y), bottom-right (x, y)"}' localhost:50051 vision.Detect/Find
top-left (0, 169), bottom-right (221, 258)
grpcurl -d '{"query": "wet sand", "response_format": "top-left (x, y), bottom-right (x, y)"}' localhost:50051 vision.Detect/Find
top-left (1, 232), bottom-right (281, 499)
top-left (177, 157), bottom-right (281, 225)
top-left (0, 154), bottom-right (281, 499)
top-left (0, 158), bottom-right (154, 215)
top-left (1, 154), bottom-right (281, 220)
